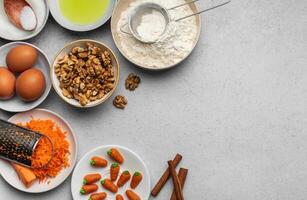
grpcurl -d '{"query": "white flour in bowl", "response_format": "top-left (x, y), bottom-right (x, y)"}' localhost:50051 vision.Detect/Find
top-left (135, 9), bottom-right (166, 42)
top-left (117, 0), bottom-right (198, 69)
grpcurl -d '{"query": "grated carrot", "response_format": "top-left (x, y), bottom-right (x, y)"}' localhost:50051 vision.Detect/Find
top-left (19, 119), bottom-right (70, 182)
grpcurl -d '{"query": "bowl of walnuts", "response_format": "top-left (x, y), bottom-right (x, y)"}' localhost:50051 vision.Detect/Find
top-left (51, 39), bottom-right (120, 108)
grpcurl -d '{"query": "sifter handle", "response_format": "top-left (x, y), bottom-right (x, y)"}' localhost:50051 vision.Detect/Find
top-left (120, 23), bottom-right (133, 35)
top-left (167, 0), bottom-right (200, 10)
top-left (172, 0), bottom-right (231, 22)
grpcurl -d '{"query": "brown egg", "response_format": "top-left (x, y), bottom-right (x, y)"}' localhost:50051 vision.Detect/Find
top-left (16, 68), bottom-right (45, 102)
top-left (6, 45), bottom-right (38, 73)
top-left (0, 67), bottom-right (16, 100)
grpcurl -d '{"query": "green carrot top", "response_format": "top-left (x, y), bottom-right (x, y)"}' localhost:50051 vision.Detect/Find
top-left (101, 179), bottom-right (105, 184)
top-left (90, 159), bottom-right (95, 166)
top-left (80, 189), bottom-right (85, 195)
top-left (112, 163), bottom-right (119, 168)
top-left (107, 149), bottom-right (112, 155)
top-left (83, 179), bottom-right (88, 185)
top-left (134, 171), bottom-right (141, 176)
top-left (124, 170), bottom-right (130, 174)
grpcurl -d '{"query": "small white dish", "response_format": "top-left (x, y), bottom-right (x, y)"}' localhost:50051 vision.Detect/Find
top-left (48, 0), bottom-right (117, 32)
top-left (0, 42), bottom-right (51, 113)
top-left (0, 0), bottom-right (49, 41)
top-left (71, 145), bottom-right (151, 200)
top-left (0, 108), bottom-right (78, 193)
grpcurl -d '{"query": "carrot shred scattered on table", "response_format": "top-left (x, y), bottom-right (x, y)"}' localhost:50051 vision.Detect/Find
top-left (19, 118), bottom-right (70, 182)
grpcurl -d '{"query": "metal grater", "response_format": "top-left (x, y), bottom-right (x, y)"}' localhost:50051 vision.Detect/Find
top-left (0, 119), bottom-right (52, 168)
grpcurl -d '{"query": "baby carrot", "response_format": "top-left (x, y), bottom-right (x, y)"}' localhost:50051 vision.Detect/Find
top-left (90, 156), bottom-right (108, 167)
top-left (83, 173), bottom-right (101, 185)
top-left (101, 179), bottom-right (118, 193)
top-left (130, 171), bottom-right (143, 189)
top-left (116, 194), bottom-right (124, 200)
top-left (89, 192), bottom-right (107, 200)
top-left (110, 163), bottom-right (120, 181)
top-left (126, 190), bottom-right (141, 200)
top-left (107, 148), bottom-right (124, 164)
top-left (117, 170), bottom-right (131, 187)
top-left (80, 184), bottom-right (98, 195)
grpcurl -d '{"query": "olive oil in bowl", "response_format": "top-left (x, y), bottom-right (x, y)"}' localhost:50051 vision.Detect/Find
top-left (59, 0), bottom-right (110, 25)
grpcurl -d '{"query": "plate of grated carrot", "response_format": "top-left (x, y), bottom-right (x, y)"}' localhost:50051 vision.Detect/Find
top-left (0, 108), bottom-right (78, 193)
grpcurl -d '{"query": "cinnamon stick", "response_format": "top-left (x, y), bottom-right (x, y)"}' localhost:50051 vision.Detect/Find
top-left (151, 153), bottom-right (183, 197)
top-left (170, 168), bottom-right (188, 200)
top-left (168, 160), bottom-right (184, 200)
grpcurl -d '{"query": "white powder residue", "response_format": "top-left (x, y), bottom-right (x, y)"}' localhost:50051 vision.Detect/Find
top-left (20, 6), bottom-right (37, 31)
top-left (117, 0), bottom-right (198, 69)
top-left (136, 9), bottom-right (166, 42)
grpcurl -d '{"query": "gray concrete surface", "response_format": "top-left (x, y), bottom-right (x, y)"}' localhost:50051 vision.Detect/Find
top-left (1, 0), bottom-right (307, 199)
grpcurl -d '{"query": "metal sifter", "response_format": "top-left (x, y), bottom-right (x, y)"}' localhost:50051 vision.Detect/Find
top-left (120, 0), bottom-right (231, 43)
top-left (0, 119), bottom-right (53, 168)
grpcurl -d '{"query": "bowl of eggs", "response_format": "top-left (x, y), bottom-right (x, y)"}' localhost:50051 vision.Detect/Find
top-left (0, 42), bottom-right (51, 112)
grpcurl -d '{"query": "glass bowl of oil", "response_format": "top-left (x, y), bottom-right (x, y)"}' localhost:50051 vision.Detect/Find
top-left (48, 0), bottom-right (116, 31)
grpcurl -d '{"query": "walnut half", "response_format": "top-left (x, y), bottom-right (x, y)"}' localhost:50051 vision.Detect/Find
top-left (125, 73), bottom-right (141, 91)
top-left (113, 95), bottom-right (128, 109)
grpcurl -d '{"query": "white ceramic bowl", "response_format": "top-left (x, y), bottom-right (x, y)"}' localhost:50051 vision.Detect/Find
top-left (51, 39), bottom-right (120, 108)
top-left (71, 145), bottom-right (151, 200)
top-left (48, 0), bottom-right (117, 32)
top-left (0, 42), bottom-right (52, 112)
top-left (0, 0), bottom-right (49, 41)
top-left (0, 109), bottom-right (78, 193)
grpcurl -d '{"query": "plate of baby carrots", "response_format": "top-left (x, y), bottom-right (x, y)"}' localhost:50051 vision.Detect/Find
top-left (71, 145), bottom-right (151, 200)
